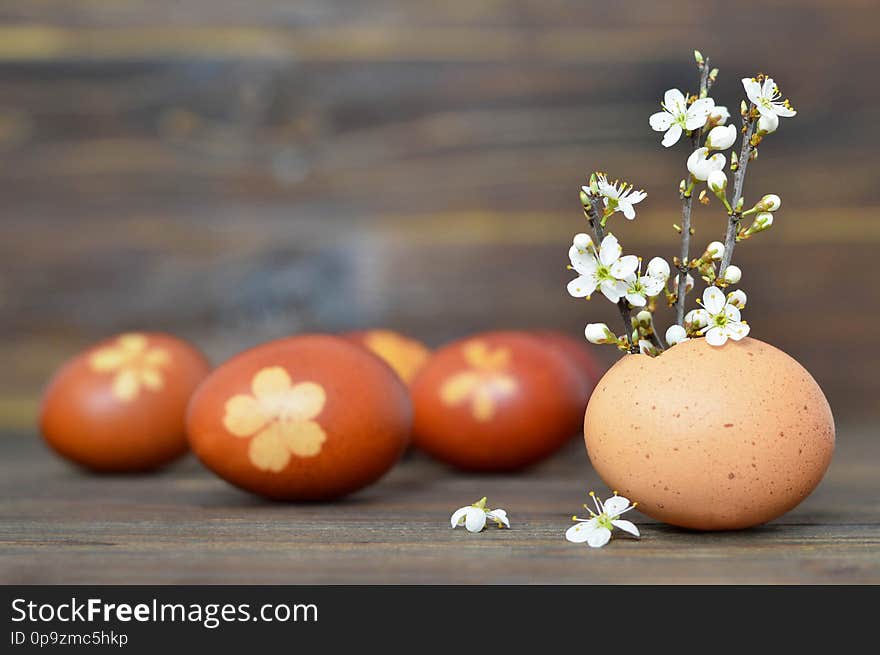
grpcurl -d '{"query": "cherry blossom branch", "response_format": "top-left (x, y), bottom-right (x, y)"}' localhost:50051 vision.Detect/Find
top-left (583, 195), bottom-right (638, 353)
top-left (674, 56), bottom-right (713, 326)
top-left (719, 112), bottom-right (757, 274)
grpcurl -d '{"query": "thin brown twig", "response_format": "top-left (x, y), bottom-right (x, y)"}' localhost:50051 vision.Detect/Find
top-left (719, 112), bottom-right (757, 274)
top-left (674, 56), bottom-right (713, 326)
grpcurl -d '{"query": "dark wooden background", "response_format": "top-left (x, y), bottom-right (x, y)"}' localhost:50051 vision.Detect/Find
top-left (1, 0), bottom-right (878, 429)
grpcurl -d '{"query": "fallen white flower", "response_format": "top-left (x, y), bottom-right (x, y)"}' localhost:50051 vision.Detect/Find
top-left (451, 497), bottom-right (510, 533)
top-left (565, 491), bottom-right (640, 548)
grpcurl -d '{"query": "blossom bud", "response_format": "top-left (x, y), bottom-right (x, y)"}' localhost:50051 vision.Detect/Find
top-left (709, 105), bottom-right (730, 126)
top-left (589, 173), bottom-right (599, 195)
top-left (684, 308), bottom-right (708, 330)
top-left (727, 289), bottom-right (747, 309)
top-left (757, 112), bottom-right (778, 135)
top-left (573, 232), bottom-right (593, 251)
top-left (579, 188), bottom-right (590, 206)
top-left (740, 100), bottom-right (748, 116)
top-left (635, 310), bottom-right (653, 329)
top-left (646, 256), bottom-right (670, 281)
top-left (665, 324), bottom-right (688, 346)
top-left (694, 50), bottom-right (704, 66)
top-left (639, 340), bottom-right (660, 357)
top-left (705, 241), bottom-right (725, 261)
top-left (584, 322), bottom-right (616, 345)
top-left (707, 170), bottom-right (728, 194)
top-left (747, 211), bottom-right (774, 235)
top-left (705, 124), bottom-right (737, 150)
top-left (756, 194), bottom-right (781, 212)
top-left (675, 273), bottom-right (695, 294)
top-left (722, 265), bottom-right (742, 284)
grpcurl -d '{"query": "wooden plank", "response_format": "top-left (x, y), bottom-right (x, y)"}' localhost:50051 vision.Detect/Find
top-left (0, 425), bottom-right (877, 584)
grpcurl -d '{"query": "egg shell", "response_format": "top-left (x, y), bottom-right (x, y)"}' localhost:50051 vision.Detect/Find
top-left (40, 332), bottom-right (211, 472)
top-left (411, 331), bottom-right (585, 471)
top-left (186, 334), bottom-right (411, 500)
top-left (531, 330), bottom-right (604, 400)
top-left (342, 330), bottom-right (431, 385)
top-left (584, 337), bottom-right (834, 530)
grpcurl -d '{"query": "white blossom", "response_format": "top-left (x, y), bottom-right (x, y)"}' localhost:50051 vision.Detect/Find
top-left (707, 170), bottom-right (728, 193)
top-left (687, 147), bottom-right (726, 181)
top-left (567, 233), bottom-right (639, 303)
top-left (649, 89), bottom-right (715, 147)
top-left (623, 260), bottom-right (666, 307)
top-left (742, 77), bottom-right (797, 120)
top-left (705, 124), bottom-right (737, 150)
top-left (585, 323), bottom-right (617, 345)
top-left (709, 105), bottom-right (730, 125)
top-left (573, 232), bottom-right (593, 251)
top-left (451, 497), bottom-right (510, 533)
top-left (565, 491), bottom-right (640, 549)
top-left (705, 241), bottom-right (725, 261)
top-left (727, 289), bottom-right (747, 309)
top-left (699, 286), bottom-right (750, 346)
top-left (665, 324), bottom-right (688, 346)
top-left (595, 174), bottom-right (647, 221)
top-left (646, 256), bottom-right (671, 282)
top-left (721, 265), bottom-right (742, 284)
top-left (757, 112), bottom-right (778, 135)
top-left (756, 194), bottom-right (781, 211)
top-left (685, 308), bottom-right (709, 332)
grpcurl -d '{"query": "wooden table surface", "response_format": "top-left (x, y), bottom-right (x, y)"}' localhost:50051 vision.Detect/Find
top-left (1, 425), bottom-right (877, 585)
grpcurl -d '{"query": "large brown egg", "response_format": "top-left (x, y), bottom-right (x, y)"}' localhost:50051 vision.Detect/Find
top-left (411, 331), bottom-right (584, 470)
top-left (342, 330), bottom-right (431, 385)
top-left (532, 330), bottom-right (604, 400)
top-left (585, 337), bottom-right (834, 530)
top-left (40, 332), bottom-right (211, 471)
top-left (186, 334), bottom-right (411, 500)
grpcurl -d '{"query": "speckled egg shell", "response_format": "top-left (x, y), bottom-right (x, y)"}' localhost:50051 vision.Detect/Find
top-left (532, 330), bottom-right (605, 400)
top-left (342, 330), bottom-right (431, 385)
top-left (584, 337), bottom-right (834, 530)
top-left (40, 332), bottom-right (211, 472)
top-left (186, 334), bottom-right (411, 500)
top-left (411, 331), bottom-right (584, 471)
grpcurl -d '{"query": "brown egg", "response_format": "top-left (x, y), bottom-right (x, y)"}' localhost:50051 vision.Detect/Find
top-left (411, 331), bottom-right (584, 471)
top-left (532, 330), bottom-right (605, 399)
top-left (40, 332), bottom-right (211, 471)
top-left (585, 337), bottom-right (834, 530)
top-left (342, 330), bottom-right (431, 385)
top-left (186, 334), bottom-right (411, 500)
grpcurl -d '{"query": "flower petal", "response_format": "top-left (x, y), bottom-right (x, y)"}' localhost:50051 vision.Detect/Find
top-left (661, 124), bottom-right (683, 147)
top-left (742, 78), bottom-right (762, 105)
top-left (705, 326), bottom-right (728, 347)
top-left (282, 419), bottom-right (326, 457)
top-left (726, 321), bottom-right (750, 341)
top-left (663, 88), bottom-right (686, 113)
top-left (641, 275), bottom-right (664, 297)
top-left (603, 496), bottom-right (631, 516)
top-left (703, 286), bottom-right (726, 315)
top-left (565, 518), bottom-right (598, 543)
top-left (620, 201), bottom-right (636, 220)
top-left (762, 77), bottom-right (775, 98)
top-left (646, 257), bottom-right (670, 281)
top-left (587, 526), bottom-right (612, 548)
top-left (286, 381), bottom-right (327, 421)
top-left (685, 97), bottom-right (715, 130)
top-left (569, 246), bottom-right (598, 274)
top-left (451, 507), bottom-right (469, 527)
top-left (610, 254), bottom-right (638, 279)
top-left (598, 234), bottom-right (621, 267)
top-left (252, 366), bottom-right (292, 401)
top-left (626, 291), bottom-right (646, 307)
top-left (248, 423), bottom-right (291, 472)
top-left (465, 507), bottom-right (487, 533)
top-left (223, 394), bottom-right (267, 437)
top-left (649, 110), bottom-right (673, 131)
top-left (723, 305), bottom-right (742, 323)
top-left (487, 509), bottom-right (510, 528)
top-left (112, 370), bottom-right (139, 402)
top-left (772, 102), bottom-right (796, 117)
top-left (567, 274), bottom-right (598, 298)
top-left (600, 279), bottom-right (627, 303)
top-left (611, 519), bottom-right (640, 537)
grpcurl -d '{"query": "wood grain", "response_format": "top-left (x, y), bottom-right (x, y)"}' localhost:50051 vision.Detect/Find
top-left (0, 425), bottom-right (877, 584)
top-left (1, 0), bottom-right (878, 429)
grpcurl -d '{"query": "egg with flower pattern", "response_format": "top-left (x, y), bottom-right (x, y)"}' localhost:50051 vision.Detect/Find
top-left (411, 332), bottom-right (584, 470)
top-left (186, 334), bottom-right (411, 500)
top-left (342, 330), bottom-right (431, 385)
top-left (39, 332), bottom-right (211, 471)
